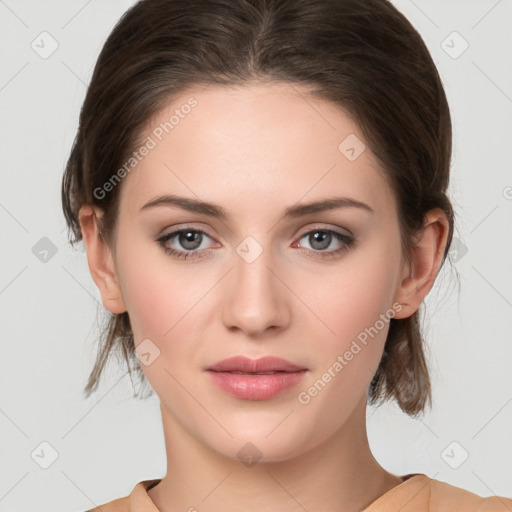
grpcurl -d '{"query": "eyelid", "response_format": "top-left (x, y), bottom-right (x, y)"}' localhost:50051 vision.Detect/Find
top-left (157, 225), bottom-right (218, 246)
top-left (295, 223), bottom-right (354, 239)
top-left (293, 227), bottom-right (355, 254)
top-left (158, 222), bottom-right (353, 244)
top-left (157, 221), bottom-right (214, 236)
top-left (157, 223), bottom-right (355, 263)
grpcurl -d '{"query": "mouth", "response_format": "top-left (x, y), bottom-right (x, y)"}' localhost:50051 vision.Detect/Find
top-left (206, 355), bottom-right (307, 373)
top-left (211, 370), bottom-right (291, 375)
top-left (205, 356), bottom-right (308, 400)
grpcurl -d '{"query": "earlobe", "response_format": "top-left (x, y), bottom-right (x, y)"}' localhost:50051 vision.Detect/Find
top-left (78, 205), bottom-right (127, 314)
top-left (393, 209), bottom-right (449, 319)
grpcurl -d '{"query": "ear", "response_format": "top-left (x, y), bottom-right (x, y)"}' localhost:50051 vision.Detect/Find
top-left (78, 205), bottom-right (127, 314)
top-left (393, 208), bottom-right (450, 319)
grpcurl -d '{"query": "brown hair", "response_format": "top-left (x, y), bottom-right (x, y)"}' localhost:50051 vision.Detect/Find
top-left (61, 0), bottom-right (455, 416)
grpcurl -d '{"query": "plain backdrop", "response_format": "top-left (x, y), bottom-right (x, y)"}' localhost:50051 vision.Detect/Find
top-left (1, 0), bottom-right (511, 510)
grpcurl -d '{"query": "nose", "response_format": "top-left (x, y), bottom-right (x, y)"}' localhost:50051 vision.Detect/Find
top-left (221, 241), bottom-right (291, 337)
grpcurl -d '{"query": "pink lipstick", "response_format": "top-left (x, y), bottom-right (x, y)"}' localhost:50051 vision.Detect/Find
top-left (205, 356), bottom-right (307, 400)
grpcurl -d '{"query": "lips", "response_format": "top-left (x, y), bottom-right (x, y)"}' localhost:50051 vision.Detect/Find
top-left (205, 356), bottom-right (308, 400)
top-left (207, 355), bottom-right (306, 374)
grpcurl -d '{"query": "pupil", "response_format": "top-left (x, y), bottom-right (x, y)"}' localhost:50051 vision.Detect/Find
top-left (310, 231), bottom-right (330, 250)
top-left (180, 231), bottom-right (201, 250)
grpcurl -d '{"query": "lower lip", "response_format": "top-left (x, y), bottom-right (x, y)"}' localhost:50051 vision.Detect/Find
top-left (206, 370), bottom-right (307, 400)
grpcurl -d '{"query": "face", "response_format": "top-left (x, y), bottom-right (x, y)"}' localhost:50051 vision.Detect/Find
top-left (106, 82), bottom-right (408, 462)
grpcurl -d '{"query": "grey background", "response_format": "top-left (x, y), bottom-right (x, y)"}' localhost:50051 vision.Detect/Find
top-left (1, 0), bottom-right (511, 510)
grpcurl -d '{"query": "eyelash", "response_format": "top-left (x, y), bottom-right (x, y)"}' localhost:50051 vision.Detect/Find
top-left (156, 226), bottom-right (355, 261)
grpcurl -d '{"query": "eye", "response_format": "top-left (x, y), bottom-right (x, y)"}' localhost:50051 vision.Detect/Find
top-left (294, 228), bottom-right (355, 259)
top-left (157, 226), bottom-right (355, 261)
top-left (156, 228), bottom-right (216, 260)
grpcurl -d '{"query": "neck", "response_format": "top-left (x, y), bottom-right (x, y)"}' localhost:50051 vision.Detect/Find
top-left (148, 396), bottom-right (402, 512)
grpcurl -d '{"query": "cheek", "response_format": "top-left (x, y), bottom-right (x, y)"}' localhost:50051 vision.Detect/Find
top-left (114, 233), bottom-right (197, 349)
top-left (293, 253), bottom-right (401, 418)
top-left (117, 260), bottom-right (175, 339)
top-left (114, 234), bottom-right (220, 381)
top-left (115, 254), bottom-right (198, 393)
top-left (300, 239), bottom-right (402, 375)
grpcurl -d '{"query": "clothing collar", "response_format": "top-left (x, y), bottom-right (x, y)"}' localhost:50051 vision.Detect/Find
top-left (128, 474), bottom-right (430, 511)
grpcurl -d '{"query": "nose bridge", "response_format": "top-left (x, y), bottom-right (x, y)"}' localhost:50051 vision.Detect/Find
top-left (221, 234), bottom-right (288, 334)
top-left (235, 235), bottom-right (274, 292)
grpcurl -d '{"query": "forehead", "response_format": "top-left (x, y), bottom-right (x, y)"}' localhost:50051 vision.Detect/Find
top-left (120, 82), bottom-right (394, 220)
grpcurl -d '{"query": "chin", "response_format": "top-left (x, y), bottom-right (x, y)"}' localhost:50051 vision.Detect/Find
top-left (202, 423), bottom-right (316, 465)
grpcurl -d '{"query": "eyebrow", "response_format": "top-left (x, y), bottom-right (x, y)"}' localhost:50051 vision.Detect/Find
top-left (139, 194), bottom-right (375, 219)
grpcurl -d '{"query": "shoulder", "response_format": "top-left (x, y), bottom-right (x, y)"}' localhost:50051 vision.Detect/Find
top-left (84, 495), bottom-right (129, 512)
top-left (429, 477), bottom-right (512, 511)
top-left (365, 474), bottom-right (512, 511)
top-left (82, 479), bottom-right (161, 512)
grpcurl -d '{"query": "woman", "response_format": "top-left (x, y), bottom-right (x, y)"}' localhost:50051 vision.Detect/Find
top-left (61, 0), bottom-right (512, 510)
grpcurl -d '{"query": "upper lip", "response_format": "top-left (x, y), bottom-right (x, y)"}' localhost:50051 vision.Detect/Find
top-left (207, 356), bottom-right (306, 373)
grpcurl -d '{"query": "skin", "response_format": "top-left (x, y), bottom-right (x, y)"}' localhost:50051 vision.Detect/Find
top-left (79, 81), bottom-right (449, 512)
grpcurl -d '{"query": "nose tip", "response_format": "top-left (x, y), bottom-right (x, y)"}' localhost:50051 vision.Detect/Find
top-left (221, 249), bottom-right (290, 336)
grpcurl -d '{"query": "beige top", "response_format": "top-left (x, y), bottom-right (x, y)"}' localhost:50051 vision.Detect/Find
top-left (86, 473), bottom-right (512, 511)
